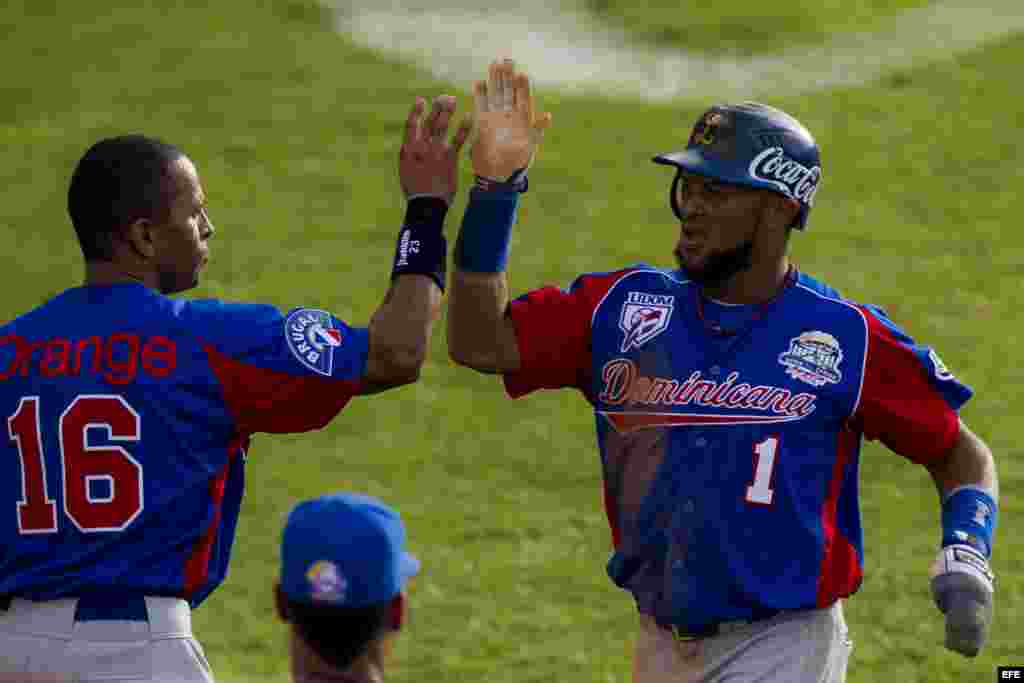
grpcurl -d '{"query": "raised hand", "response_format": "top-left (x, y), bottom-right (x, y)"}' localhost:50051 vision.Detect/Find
top-left (470, 58), bottom-right (552, 183)
top-left (399, 95), bottom-right (472, 205)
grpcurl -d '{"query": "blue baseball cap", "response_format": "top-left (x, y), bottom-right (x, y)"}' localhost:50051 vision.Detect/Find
top-left (280, 492), bottom-right (420, 608)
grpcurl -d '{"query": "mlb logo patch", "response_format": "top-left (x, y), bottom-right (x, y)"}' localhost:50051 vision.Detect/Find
top-left (619, 292), bottom-right (674, 352)
top-left (285, 309), bottom-right (343, 377)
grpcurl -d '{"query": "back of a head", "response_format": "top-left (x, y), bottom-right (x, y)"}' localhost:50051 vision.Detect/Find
top-left (279, 493), bottom-right (420, 675)
top-left (286, 599), bottom-right (394, 672)
top-left (67, 135), bottom-right (183, 262)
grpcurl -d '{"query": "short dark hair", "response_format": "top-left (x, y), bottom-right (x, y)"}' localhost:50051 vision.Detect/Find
top-left (286, 597), bottom-right (393, 670)
top-left (67, 135), bottom-right (184, 261)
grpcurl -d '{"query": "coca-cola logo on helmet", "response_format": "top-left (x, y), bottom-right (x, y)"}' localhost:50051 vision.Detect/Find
top-left (748, 147), bottom-right (821, 206)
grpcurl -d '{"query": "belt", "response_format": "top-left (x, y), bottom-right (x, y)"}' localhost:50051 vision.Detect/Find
top-left (661, 608), bottom-right (782, 642)
top-left (74, 594), bottom-right (149, 622)
top-left (0, 595), bottom-right (193, 640)
top-left (0, 594), bottom-right (149, 622)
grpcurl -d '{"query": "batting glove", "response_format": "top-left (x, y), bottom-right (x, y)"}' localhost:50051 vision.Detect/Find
top-left (929, 543), bottom-right (994, 657)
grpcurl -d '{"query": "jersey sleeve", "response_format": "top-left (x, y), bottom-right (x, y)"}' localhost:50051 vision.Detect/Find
top-left (189, 302), bottom-right (369, 436)
top-left (852, 304), bottom-right (972, 464)
top-left (503, 271), bottom-right (625, 399)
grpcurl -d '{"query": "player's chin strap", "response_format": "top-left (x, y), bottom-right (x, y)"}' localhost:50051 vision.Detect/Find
top-left (929, 485), bottom-right (998, 658)
top-left (669, 171), bottom-right (685, 222)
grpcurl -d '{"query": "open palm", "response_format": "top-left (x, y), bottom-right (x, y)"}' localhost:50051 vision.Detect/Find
top-left (471, 59), bottom-right (552, 182)
top-left (399, 95), bottom-right (472, 204)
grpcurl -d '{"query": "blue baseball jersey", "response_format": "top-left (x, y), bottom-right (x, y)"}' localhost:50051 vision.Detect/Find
top-left (0, 283), bottom-right (367, 607)
top-left (504, 266), bottom-right (970, 630)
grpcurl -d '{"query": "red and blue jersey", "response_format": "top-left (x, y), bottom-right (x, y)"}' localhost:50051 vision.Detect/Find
top-left (0, 283), bottom-right (367, 607)
top-left (504, 265), bottom-right (970, 630)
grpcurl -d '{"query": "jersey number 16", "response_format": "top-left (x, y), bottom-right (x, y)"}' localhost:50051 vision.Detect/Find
top-left (9, 395), bottom-right (143, 534)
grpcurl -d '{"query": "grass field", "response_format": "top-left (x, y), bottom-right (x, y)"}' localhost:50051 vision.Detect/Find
top-left (0, 1), bottom-right (1021, 681)
top-left (583, 0), bottom-right (931, 53)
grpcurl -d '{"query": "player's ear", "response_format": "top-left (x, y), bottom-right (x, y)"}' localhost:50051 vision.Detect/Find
top-left (389, 592), bottom-right (405, 631)
top-left (124, 217), bottom-right (157, 261)
top-left (274, 583), bottom-right (290, 622)
top-left (763, 192), bottom-right (800, 233)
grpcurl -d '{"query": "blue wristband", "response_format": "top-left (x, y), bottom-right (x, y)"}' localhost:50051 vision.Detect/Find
top-left (941, 486), bottom-right (997, 558)
top-left (453, 188), bottom-right (519, 272)
top-left (475, 167), bottom-right (529, 193)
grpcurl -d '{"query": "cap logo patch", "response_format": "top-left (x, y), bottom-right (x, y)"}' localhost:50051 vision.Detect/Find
top-left (306, 560), bottom-right (347, 604)
top-left (749, 147), bottom-right (821, 205)
top-left (285, 308), bottom-right (343, 377)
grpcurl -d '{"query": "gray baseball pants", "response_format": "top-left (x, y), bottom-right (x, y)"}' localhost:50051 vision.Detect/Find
top-left (0, 597), bottom-right (214, 682)
top-left (633, 601), bottom-right (852, 682)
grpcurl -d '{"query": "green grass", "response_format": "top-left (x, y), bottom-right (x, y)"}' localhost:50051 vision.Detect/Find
top-left (0, 1), bottom-right (1020, 682)
top-left (582, 0), bottom-right (932, 53)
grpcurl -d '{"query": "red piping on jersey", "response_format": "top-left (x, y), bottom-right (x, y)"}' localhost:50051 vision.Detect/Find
top-left (183, 439), bottom-right (243, 599)
top-left (816, 424), bottom-right (862, 607)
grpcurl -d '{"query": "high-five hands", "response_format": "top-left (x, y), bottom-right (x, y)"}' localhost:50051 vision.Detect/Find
top-left (399, 95), bottom-right (472, 205)
top-left (470, 58), bottom-right (552, 186)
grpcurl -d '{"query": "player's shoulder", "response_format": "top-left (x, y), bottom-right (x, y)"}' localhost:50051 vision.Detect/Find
top-left (1, 285), bottom-right (177, 335)
top-left (567, 263), bottom-right (689, 296)
top-left (0, 304), bottom-right (37, 335)
top-left (0, 287), bottom-right (291, 363)
top-left (790, 272), bottom-right (919, 345)
top-left (0, 286), bottom-right (79, 333)
top-left (175, 297), bottom-right (284, 327)
top-left (790, 271), bottom-right (869, 320)
top-left (171, 298), bottom-right (296, 353)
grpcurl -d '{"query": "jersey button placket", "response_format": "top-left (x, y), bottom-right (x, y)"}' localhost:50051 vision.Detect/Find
top-left (672, 500), bottom-right (697, 571)
top-left (707, 366), bottom-right (722, 452)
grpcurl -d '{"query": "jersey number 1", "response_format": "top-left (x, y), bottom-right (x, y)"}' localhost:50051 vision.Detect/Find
top-left (9, 395), bottom-right (143, 534)
top-left (745, 436), bottom-right (779, 506)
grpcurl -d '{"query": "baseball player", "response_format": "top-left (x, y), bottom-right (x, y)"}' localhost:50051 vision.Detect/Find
top-left (0, 95), bottom-right (469, 680)
top-left (447, 59), bottom-right (998, 682)
top-left (275, 492), bottom-right (419, 683)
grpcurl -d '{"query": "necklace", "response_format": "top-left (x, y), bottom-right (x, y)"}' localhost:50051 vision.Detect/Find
top-left (694, 265), bottom-right (797, 337)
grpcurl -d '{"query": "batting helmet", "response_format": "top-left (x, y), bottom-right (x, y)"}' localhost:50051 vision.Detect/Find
top-left (653, 102), bottom-right (821, 230)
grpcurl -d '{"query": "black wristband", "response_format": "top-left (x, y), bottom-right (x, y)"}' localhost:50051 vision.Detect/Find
top-left (391, 197), bottom-right (449, 292)
top-left (404, 195), bottom-right (449, 226)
